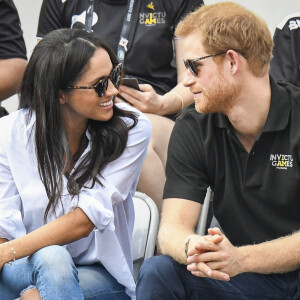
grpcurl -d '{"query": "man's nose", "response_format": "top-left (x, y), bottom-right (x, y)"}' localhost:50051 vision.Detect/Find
top-left (183, 70), bottom-right (196, 87)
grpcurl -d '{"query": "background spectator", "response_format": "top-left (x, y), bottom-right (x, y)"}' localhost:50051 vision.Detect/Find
top-left (270, 12), bottom-right (300, 87)
top-left (0, 0), bottom-right (26, 117)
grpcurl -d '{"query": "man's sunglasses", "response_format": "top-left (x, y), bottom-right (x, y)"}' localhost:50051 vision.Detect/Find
top-left (183, 52), bottom-right (226, 77)
top-left (67, 63), bottom-right (122, 97)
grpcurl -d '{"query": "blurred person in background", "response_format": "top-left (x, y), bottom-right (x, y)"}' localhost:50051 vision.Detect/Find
top-left (270, 12), bottom-right (300, 87)
top-left (0, 0), bottom-right (27, 117)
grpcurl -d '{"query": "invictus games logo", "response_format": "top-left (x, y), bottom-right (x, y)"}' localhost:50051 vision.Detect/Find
top-left (289, 19), bottom-right (300, 30)
top-left (139, 2), bottom-right (166, 26)
top-left (270, 154), bottom-right (293, 170)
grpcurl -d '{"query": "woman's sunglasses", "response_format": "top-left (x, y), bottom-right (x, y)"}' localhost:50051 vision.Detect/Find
top-left (67, 63), bottom-right (122, 97)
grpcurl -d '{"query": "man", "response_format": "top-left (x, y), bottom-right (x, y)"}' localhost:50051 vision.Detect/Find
top-left (136, 2), bottom-right (300, 299)
top-left (270, 12), bottom-right (300, 88)
top-left (0, 0), bottom-right (27, 117)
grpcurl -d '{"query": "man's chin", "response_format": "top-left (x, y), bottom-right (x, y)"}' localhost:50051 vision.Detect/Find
top-left (195, 100), bottom-right (212, 114)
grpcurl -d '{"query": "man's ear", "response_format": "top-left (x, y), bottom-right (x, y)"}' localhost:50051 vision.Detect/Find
top-left (59, 90), bottom-right (66, 104)
top-left (226, 50), bottom-right (241, 75)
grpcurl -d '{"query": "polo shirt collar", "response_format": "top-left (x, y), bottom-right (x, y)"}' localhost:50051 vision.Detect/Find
top-left (213, 76), bottom-right (291, 132)
top-left (262, 76), bottom-right (291, 132)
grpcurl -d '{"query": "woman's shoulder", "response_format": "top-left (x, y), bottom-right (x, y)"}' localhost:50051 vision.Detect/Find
top-left (0, 109), bottom-right (33, 139)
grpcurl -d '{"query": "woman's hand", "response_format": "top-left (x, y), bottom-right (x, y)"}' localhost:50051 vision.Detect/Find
top-left (116, 84), bottom-right (165, 115)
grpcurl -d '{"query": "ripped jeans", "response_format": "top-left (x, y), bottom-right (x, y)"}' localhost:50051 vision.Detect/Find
top-left (0, 245), bottom-right (130, 300)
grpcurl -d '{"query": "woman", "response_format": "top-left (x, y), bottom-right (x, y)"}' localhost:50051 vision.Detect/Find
top-left (0, 28), bottom-right (151, 300)
top-left (37, 0), bottom-right (203, 211)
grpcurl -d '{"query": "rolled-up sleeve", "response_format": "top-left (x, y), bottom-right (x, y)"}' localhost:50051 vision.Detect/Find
top-left (67, 182), bottom-right (115, 231)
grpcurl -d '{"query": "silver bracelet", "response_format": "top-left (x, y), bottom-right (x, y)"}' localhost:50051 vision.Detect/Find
top-left (5, 241), bottom-right (16, 263)
top-left (184, 234), bottom-right (198, 258)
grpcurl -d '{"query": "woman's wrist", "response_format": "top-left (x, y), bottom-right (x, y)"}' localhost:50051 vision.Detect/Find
top-left (0, 241), bottom-right (15, 266)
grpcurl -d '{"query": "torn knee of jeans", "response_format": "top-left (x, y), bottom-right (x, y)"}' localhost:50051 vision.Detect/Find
top-left (19, 285), bottom-right (38, 298)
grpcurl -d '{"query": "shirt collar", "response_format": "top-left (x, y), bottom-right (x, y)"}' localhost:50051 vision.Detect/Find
top-left (262, 76), bottom-right (291, 132)
top-left (213, 76), bottom-right (291, 132)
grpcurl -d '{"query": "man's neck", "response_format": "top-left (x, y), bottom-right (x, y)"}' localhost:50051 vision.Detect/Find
top-left (227, 75), bottom-right (271, 153)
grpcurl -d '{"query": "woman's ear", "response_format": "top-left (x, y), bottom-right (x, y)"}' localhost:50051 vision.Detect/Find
top-left (59, 91), bottom-right (66, 104)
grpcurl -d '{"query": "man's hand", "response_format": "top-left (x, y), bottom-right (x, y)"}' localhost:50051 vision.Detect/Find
top-left (186, 230), bottom-right (229, 280)
top-left (116, 84), bottom-right (165, 115)
top-left (187, 228), bottom-right (244, 281)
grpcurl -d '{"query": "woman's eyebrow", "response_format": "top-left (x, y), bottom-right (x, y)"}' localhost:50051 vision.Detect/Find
top-left (88, 67), bottom-right (114, 85)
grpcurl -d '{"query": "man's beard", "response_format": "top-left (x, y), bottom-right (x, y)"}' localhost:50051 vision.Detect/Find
top-left (194, 71), bottom-right (240, 114)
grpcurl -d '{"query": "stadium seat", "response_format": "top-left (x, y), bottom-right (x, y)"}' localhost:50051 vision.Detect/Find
top-left (131, 191), bottom-right (159, 281)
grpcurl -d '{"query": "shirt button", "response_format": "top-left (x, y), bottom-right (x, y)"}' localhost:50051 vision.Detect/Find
top-left (252, 152), bottom-right (255, 155)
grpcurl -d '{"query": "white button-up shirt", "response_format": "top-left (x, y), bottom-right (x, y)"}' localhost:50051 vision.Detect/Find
top-left (0, 103), bottom-right (151, 299)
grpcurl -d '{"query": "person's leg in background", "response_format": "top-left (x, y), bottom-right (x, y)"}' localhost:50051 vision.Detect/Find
top-left (137, 113), bottom-right (174, 214)
top-left (136, 255), bottom-right (300, 300)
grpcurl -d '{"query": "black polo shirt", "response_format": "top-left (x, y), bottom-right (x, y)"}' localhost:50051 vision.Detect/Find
top-left (0, 0), bottom-right (27, 60)
top-left (164, 77), bottom-right (300, 247)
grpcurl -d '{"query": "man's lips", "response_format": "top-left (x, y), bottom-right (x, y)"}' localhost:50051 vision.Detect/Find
top-left (192, 91), bottom-right (202, 99)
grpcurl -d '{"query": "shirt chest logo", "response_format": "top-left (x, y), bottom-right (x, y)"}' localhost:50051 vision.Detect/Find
top-left (289, 19), bottom-right (300, 30)
top-left (139, 2), bottom-right (166, 26)
top-left (270, 154), bottom-right (293, 169)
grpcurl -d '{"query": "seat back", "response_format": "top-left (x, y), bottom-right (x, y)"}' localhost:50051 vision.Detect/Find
top-left (131, 191), bottom-right (159, 281)
top-left (196, 188), bottom-right (213, 235)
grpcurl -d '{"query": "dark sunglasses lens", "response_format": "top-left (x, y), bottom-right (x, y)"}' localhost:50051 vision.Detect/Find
top-left (184, 59), bottom-right (197, 76)
top-left (95, 78), bottom-right (108, 97)
top-left (111, 66), bottom-right (121, 87)
top-left (189, 61), bottom-right (198, 76)
top-left (183, 59), bottom-right (189, 71)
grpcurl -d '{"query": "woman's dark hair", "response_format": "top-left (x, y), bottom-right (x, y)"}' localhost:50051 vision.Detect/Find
top-left (19, 29), bottom-right (137, 221)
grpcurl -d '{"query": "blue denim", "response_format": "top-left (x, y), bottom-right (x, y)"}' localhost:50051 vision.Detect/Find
top-left (136, 255), bottom-right (300, 300)
top-left (0, 245), bottom-right (130, 300)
